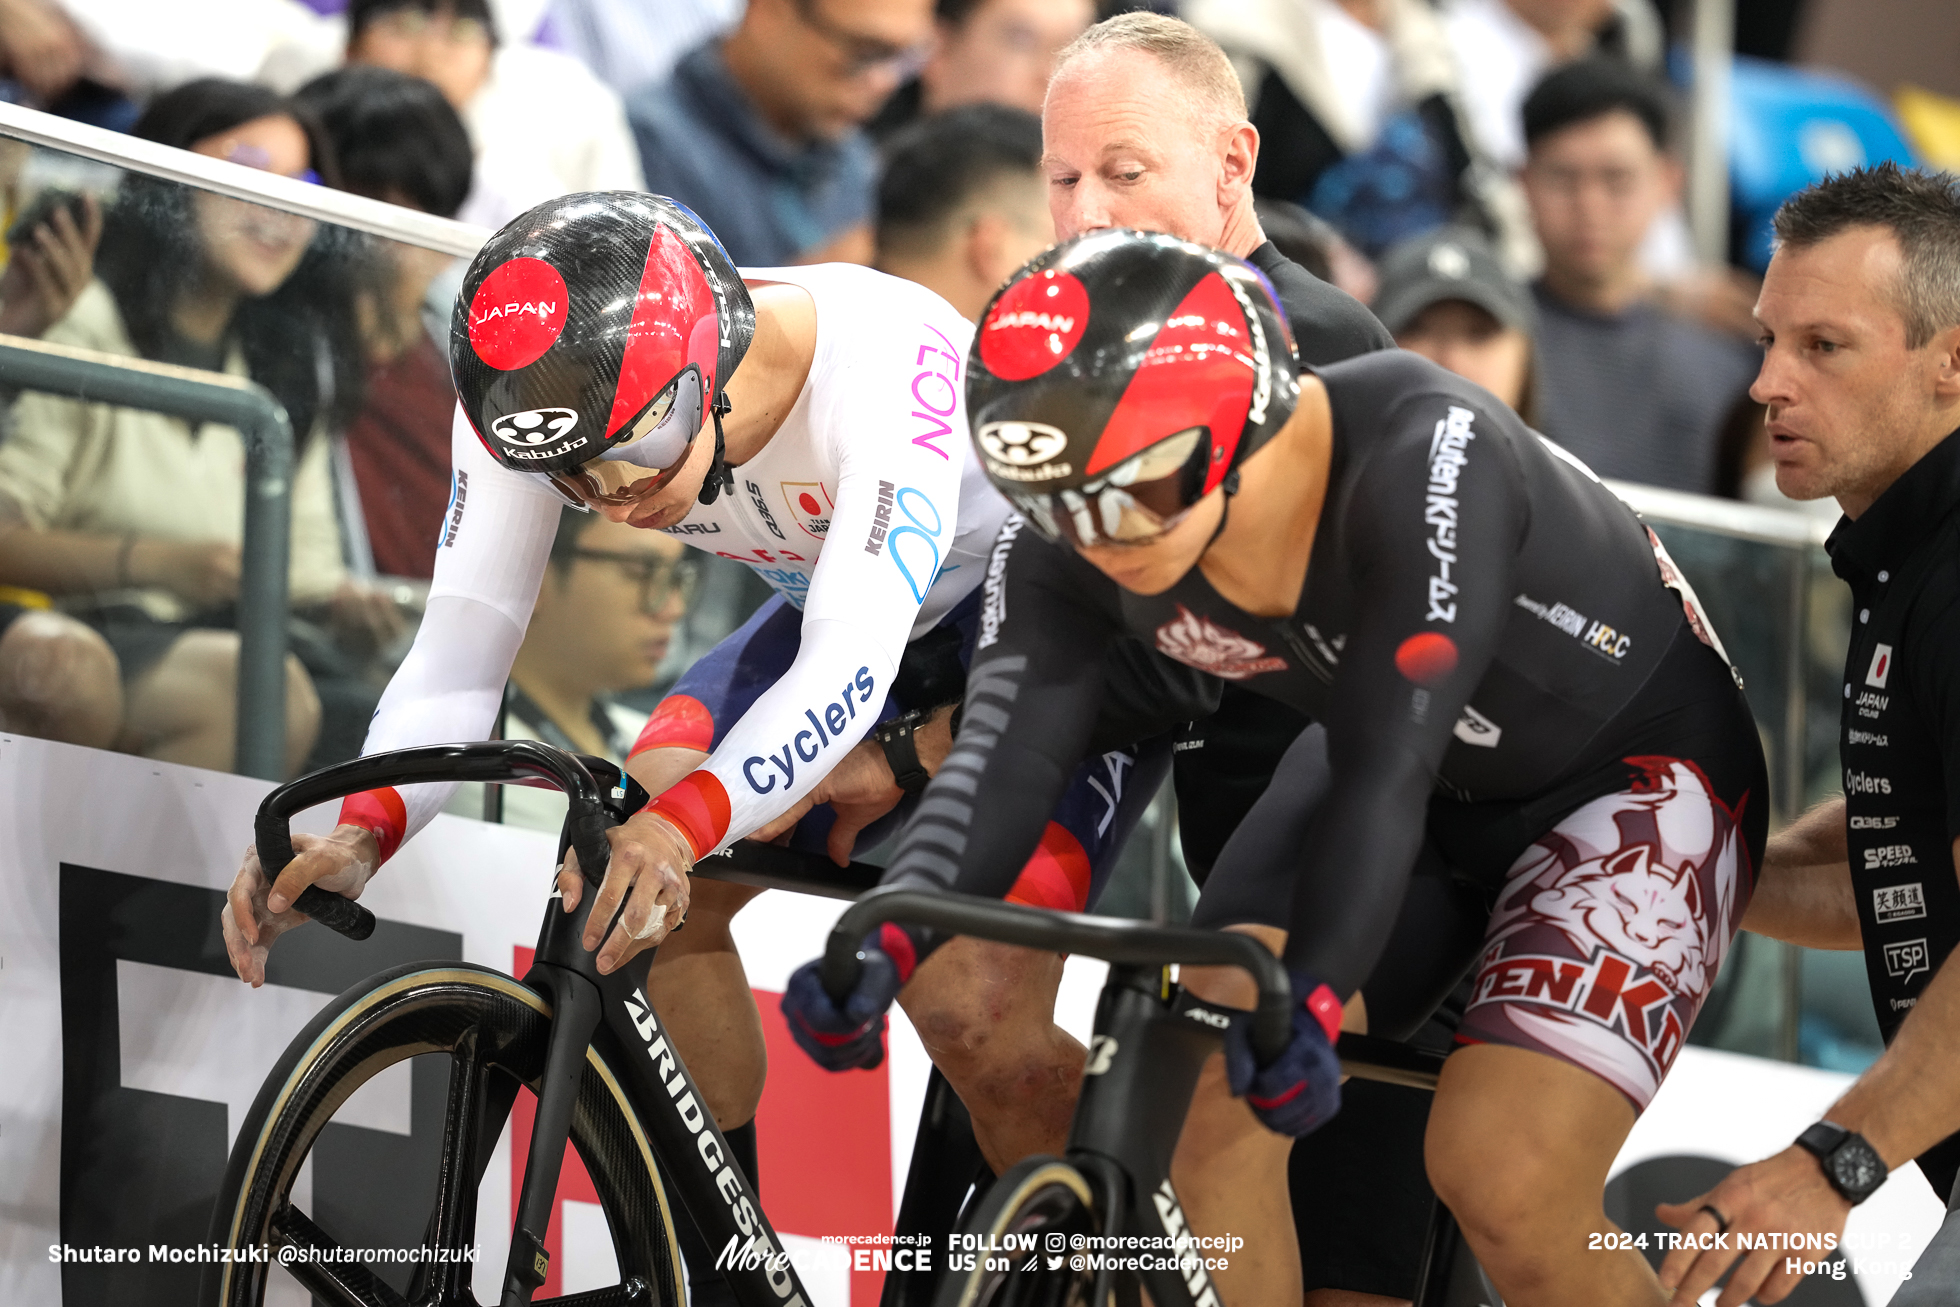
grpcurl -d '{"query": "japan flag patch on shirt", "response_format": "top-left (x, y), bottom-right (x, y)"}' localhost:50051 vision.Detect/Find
top-left (1867, 643), bottom-right (1893, 689)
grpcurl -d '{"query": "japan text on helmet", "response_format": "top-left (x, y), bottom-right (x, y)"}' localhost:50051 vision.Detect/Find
top-left (966, 230), bottom-right (1299, 547)
top-left (450, 191), bottom-right (755, 507)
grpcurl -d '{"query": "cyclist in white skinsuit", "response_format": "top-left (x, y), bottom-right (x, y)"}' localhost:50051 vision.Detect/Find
top-left (359, 259), bottom-right (999, 858)
top-left (220, 198), bottom-right (1164, 1255)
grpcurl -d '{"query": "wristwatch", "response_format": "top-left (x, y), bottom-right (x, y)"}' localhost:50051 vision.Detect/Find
top-left (1795, 1121), bottom-right (1887, 1205)
top-left (872, 708), bottom-right (934, 794)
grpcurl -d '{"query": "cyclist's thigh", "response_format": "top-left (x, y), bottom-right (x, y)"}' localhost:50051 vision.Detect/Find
top-left (1455, 701), bottom-right (1767, 1112)
top-left (998, 733), bottom-right (1173, 914)
top-left (631, 595), bottom-right (807, 757)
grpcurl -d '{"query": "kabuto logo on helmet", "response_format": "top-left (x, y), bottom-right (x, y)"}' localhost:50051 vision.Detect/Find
top-left (977, 421), bottom-right (1071, 481)
top-left (490, 407), bottom-right (580, 457)
top-left (452, 193), bottom-right (757, 488)
top-left (978, 268), bottom-right (1090, 381)
top-left (468, 257), bottom-right (568, 370)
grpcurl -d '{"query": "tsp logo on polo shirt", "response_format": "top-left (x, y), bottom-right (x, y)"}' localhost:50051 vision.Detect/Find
top-left (1884, 937), bottom-right (1930, 982)
top-left (1867, 643), bottom-right (1893, 689)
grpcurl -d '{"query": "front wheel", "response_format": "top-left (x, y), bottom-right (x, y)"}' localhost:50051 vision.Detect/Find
top-left (934, 1156), bottom-right (1102, 1307)
top-left (203, 961), bottom-right (685, 1307)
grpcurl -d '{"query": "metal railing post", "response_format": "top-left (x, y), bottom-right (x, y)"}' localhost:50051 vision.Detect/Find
top-left (1689, 0), bottom-right (1737, 264)
top-left (0, 333), bottom-right (294, 779)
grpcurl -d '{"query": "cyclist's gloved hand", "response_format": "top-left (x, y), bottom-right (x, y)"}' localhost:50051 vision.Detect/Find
top-left (1224, 971), bottom-right (1344, 1137)
top-left (780, 923), bottom-right (920, 1072)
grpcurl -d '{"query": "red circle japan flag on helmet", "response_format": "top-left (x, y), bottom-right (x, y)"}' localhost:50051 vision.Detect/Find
top-left (468, 257), bottom-right (570, 371)
top-left (979, 268), bottom-right (1090, 380)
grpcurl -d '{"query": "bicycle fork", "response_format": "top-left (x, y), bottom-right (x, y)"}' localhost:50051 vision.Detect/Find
top-left (1065, 965), bottom-right (1233, 1307)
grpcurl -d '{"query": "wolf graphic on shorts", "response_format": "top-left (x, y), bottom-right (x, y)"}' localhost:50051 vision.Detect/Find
top-left (1460, 756), bottom-right (1751, 1109)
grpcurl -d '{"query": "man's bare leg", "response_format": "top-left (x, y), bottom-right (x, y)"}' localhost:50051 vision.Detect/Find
top-left (622, 745), bottom-right (769, 1130)
top-left (1172, 924), bottom-right (1301, 1305)
top-left (899, 937), bottom-right (1083, 1171)
top-left (1426, 1043), bottom-right (1655, 1306)
top-left (644, 877), bottom-right (769, 1128)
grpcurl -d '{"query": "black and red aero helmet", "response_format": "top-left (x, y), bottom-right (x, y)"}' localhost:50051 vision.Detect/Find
top-left (451, 191), bottom-right (755, 504)
top-left (967, 230), bottom-right (1298, 546)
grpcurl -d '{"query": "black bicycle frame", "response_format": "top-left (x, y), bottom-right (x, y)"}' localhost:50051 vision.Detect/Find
top-left (821, 887), bottom-right (1295, 1307)
top-left (254, 741), bottom-right (816, 1307)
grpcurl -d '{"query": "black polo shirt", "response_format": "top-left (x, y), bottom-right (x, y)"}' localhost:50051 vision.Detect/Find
top-left (1827, 425), bottom-right (1960, 1044)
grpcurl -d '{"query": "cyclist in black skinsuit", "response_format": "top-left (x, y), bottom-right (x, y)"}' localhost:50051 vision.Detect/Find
top-left (784, 231), bottom-right (1769, 1305)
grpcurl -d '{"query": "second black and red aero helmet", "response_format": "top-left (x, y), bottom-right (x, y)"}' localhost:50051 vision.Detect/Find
top-left (966, 230), bottom-right (1299, 547)
top-left (451, 191), bottom-right (755, 507)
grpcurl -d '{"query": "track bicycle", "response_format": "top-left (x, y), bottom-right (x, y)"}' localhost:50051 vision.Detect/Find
top-left (203, 738), bottom-right (822, 1307)
top-left (819, 887), bottom-right (1504, 1307)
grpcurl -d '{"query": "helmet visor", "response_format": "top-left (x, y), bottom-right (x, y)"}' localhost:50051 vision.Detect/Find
top-left (541, 367), bottom-right (706, 508)
top-left (1006, 427), bottom-right (1208, 548)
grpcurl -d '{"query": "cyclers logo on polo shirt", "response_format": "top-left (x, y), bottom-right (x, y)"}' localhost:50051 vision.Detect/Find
top-left (1846, 770), bottom-right (1892, 796)
top-left (977, 515), bottom-right (1025, 651)
top-left (621, 991), bottom-right (807, 1305)
top-left (1423, 406), bottom-right (1475, 622)
top-left (741, 668), bottom-right (877, 794)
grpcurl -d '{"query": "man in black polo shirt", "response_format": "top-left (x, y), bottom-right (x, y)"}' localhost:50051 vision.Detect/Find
top-left (1657, 164), bottom-right (1960, 1306)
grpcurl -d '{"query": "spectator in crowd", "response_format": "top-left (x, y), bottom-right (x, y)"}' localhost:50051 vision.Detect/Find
top-left (1520, 58), bottom-right (1757, 493)
top-left (626, 0), bottom-right (935, 266)
top-left (545, 0), bottom-right (739, 96)
top-left (1373, 224), bottom-right (1538, 421)
top-left (294, 64), bottom-right (472, 580)
top-left (0, 178), bottom-right (121, 750)
top-left (344, 0), bottom-right (643, 231)
top-left (0, 78), bottom-right (378, 774)
top-left (872, 103), bottom-right (1048, 320)
top-left (464, 508), bottom-right (697, 831)
top-left (867, 0), bottom-right (1093, 139)
top-left (48, 0), bottom-right (341, 101)
top-left (1443, 0), bottom-right (1664, 172)
top-left (0, 603), bottom-right (120, 746)
top-left (1186, 0), bottom-right (1533, 270)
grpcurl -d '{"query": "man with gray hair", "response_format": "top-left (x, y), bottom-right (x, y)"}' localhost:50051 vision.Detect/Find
top-left (898, 12), bottom-right (1417, 1307)
top-left (1657, 163), bottom-right (1960, 1307)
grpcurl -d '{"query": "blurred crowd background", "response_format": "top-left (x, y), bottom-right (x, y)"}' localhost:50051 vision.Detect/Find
top-left (0, 0), bottom-right (1951, 847)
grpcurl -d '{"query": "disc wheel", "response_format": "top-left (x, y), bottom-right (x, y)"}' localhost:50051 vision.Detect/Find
top-left (935, 1156), bottom-right (1102, 1307)
top-left (204, 961), bottom-right (684, 1307)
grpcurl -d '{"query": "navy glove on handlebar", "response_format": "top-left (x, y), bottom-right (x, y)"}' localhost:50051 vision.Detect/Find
top-left (780, 924), bottom-right (919, 1072)
top-left (1224, 971), bottom-right (1345, 1137)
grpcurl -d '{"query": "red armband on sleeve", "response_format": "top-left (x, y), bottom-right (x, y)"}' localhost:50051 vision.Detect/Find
top-left (628, 693), bottom-right (716, 760)
top-left (643, 771), bottom-right (731, 861)
top-left (338, 787), bottom-right (408, 864)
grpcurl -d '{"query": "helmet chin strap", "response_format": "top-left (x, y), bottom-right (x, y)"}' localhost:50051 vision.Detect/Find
top-left (1200, 467), bottom-right (1241, 553)
top-left (697, 390), bottom-right (736, 506)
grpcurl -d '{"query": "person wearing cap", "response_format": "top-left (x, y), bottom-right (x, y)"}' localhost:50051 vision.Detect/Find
top-left (1374, 225), bottom-right (1539, 422)
top-left (783, 229), bottom-right (1768, 1306)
